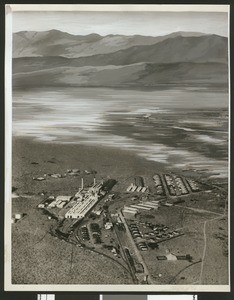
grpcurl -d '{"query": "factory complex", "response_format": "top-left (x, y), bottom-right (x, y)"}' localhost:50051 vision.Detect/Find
top-left (65, 181), bottom-right (104, 219)
top-left (37, 172), bottom-right (203, 230)
top-left (24, 168), bottom-right (226, 285)
top-left (37, 176), bottom-right (117, 223)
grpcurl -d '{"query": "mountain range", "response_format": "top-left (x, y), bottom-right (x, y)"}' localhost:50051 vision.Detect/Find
top-left (12, 30), bottom-right (229, 89)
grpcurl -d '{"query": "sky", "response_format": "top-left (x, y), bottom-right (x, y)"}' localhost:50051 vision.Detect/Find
top-left (12, 11), bottom-right (228, 37)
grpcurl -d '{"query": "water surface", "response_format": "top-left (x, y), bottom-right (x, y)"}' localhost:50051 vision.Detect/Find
top-left (13, 87), bottom-right (229, 178)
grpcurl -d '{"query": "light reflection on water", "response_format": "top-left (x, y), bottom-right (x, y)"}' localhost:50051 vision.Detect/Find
top-left (13, 87), bottom-right (228, 178)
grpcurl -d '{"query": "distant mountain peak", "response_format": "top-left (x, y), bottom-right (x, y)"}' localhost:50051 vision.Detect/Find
top-left (13, 29), bottom-right (227, 61)
top-left (12, 29), bottom-right (228, 89)
top-left (14, 29), bottom-right (212, 38)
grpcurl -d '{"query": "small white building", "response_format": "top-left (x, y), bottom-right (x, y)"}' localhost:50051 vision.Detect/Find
top-left (14, 213), bottom-right (23, 220)
top-left (136, 186), bottom-right (142, 192)
top-left (94, 209), bottom-right (103, 216)
top-left (56, 201), bottom-right (67, 209)
top-left (105, 222), bottom-right (113, 230)
top-left (122, 207), bottom-right (138, 219)
top-left (127, 183), bottom-right (134, 192)
top-left (130, 204), bottom-right (152, 211)
top-left (141, 187), bottom-right (148, 193)
top-left (56, 196), bottom-right (72, 202)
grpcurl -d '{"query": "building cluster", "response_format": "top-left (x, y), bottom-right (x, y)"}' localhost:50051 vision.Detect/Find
top-left (81, 225), bottom-right (90, 241)
top-left (129, 222), bottom-right (142, 239)
top-left (127, 220), bottom-right (183, 251)
top-left (65, 182), bottom-right (103, 219)
top-left (164, 174), bottom-right (177, 196)
top-left (38, 178), bottom-right (115, 221)
top-left (35, 170), bottom-right (202, 261)
top-left (38, 195), bottom-right (72, 209)
top-left (33, 168), bottom-right (96, 181)
top-left (123, 201), bottom-right (160, 219)
top-left (126, 183), bottom-right (148, 193)
top-left (122, 206), bottom-right (138, 219)
top-left (153, 174), bottom-right (165, 196)
top-left (126, 176), bottom-right (148, 193)
top-left (137, 241), bottom-right (148, 251)
top-left (186, 178), bottom-right (200, 192)
top-left (126, 173), bottom-right (200, 199)
top-left (162, 173), bottom-right (199, 196)
top-left (48, 196), bottom-right (72, 209)
top-left (104, 222), bottom-right (113, 230)
top-left (174, 176), bottom-right (189, 195)
top-left (90, 222), bottom-right (102, 244)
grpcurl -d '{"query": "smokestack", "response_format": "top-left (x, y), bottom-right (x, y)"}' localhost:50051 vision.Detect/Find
top-left (81, 177), bottom-right (84, 189)
top-left (93, 177), bottom-right (96, 185)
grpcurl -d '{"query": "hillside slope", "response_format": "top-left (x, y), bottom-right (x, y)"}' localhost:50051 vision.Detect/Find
top-left (13, 62), bottom-right (228, 88)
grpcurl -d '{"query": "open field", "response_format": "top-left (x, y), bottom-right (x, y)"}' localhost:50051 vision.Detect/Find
top-left (12, 195), bottom-right (132, 284)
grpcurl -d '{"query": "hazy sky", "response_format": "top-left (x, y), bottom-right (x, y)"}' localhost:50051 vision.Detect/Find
top-left (12, 11), bottom-right (228, 37)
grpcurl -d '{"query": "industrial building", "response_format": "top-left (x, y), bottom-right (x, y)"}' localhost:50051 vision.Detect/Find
top-left (65, 179), bottom-right (105, 219)
top-left (102, 179), bottom-right (117, 192)
top-left (138, 202), bottom-right (159, 209)
top-left (48, 195), bottom-right (72, 209)
top-left (122, 206), bottom-right (139, 219)
top-left (130, 204), bottom-right (152, 211)
top-left (153, 174), bottom-right (162, 186)
top-left (186, 178), bottom-right (200, 192)
top-left (126, 183), bottom-right (148, 193)
top-left (129, 200), bottom-right (159, 211)
top-left (65, 193), bottom-right (99, 219)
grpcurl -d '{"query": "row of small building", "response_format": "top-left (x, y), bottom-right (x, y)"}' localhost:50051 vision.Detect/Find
top-left (174, 176), bottom-right (189, 195)
top-left (186, 178), bottom-right (200, 192)
top-left (163, 174), bottom-right (199, 196)
top-left (153, 174), bottom-right (165, 196)
top-left (127, 173), bottom-right (197, 197)
top-left (126, 176), bottom-right (148, 193)
top-left (122, 201), bottom-right (160, 219)
top-left (126, 183), bottom-right (148, 193)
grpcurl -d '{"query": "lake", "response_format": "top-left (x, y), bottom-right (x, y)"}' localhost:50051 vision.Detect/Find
top-left (12, 87), bottom-right (229, 179)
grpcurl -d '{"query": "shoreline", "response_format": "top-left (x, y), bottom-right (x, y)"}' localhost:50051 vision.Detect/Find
top-left (12, 135), bottom-right (228, 184)
top-left (12, 136), bottom-right (167, 193)
top-left (13, 83), bottom-right (229, 93)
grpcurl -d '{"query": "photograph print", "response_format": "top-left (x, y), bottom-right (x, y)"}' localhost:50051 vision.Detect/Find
top-left (5, 4), bottom-right (230, 291)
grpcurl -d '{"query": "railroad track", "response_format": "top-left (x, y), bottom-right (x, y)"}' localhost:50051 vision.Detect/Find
top-left (73, 227), bottom-right (133, 278)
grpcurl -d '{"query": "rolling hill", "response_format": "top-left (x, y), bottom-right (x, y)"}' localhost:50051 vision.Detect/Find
top-left (13, 29), bottom-right (207, 59)
top-left (12, 30), bottom-right (228, 89)
top-left (13, 62), bottom-right (228, 88)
